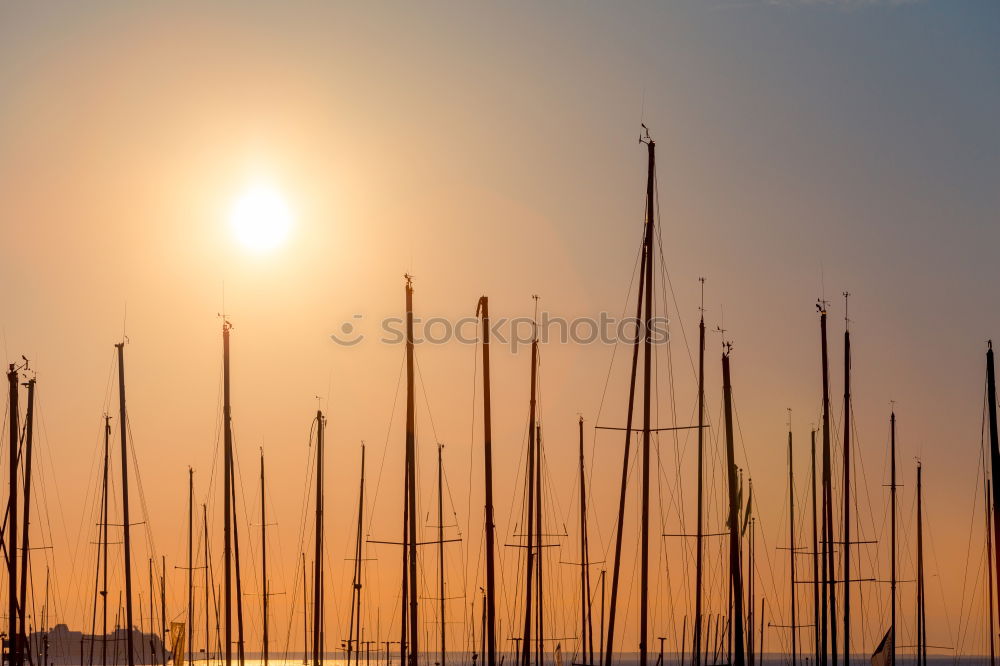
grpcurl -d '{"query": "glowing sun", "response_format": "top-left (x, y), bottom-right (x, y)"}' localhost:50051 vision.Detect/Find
top-left (229, 183), bottom-right (292, 252)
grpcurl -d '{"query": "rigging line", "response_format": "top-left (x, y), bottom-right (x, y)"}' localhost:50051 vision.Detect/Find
top-left (365, 352), bottom-right (406, 538)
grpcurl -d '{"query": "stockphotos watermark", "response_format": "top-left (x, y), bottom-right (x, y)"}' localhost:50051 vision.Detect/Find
top-left (330, 311), bottom-right (670, 352)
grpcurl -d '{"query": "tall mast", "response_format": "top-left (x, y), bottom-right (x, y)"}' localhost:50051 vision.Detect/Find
top-left (638, 133), bottom-right (655, 666)
top-left (578, 417), bottom-right (593, 666)
top-left (694, 279), bottom-right (706, 666)
top-left (605, 132), bottom-right (652, 666)
top-left (204, 504), bottom-right (210, 664)
top-left (810, 430), bottom-right (820, 666)
top-left (916, 464), bottom-right (925, 666)
top-left (476, 296), bottom-right (497, 666)
top-left (261, 451), bottom-right (269, 666)
top-left (349, 445), bottom-right (366, 666)
top-left (162, 555), bottom-right (167, 666)
top-left (521, 334), bottom-right (538, 666)
top-left (222, 321), bottom-right (233, 666)
top-left (787, 423), bottom-right (797, 666)
top-left (116, 342), bottom-right (136, 666)
top-left (313, 409), bottom-right (326, 666)
top-left (535, 422), bottom-right (545, 666)
top-left (987, 342), bottom-right (1000, 640)
top-left (722, 346), bottom-right (745, 666)
top-left (404, 275), bottom-right (419, 666)
top-left (437, 444), bottom-right (446, 666)
top-left (188, 468), bottom-right (195, 665)
top-left (6, 363), bottom-right (19, 666)
top-left (18, 377), bottom-right (36, 661)
top-left (890, 412), bottom-right (897, 666)
top-left (842, 295), bottom-right (852, 666)
top-left (818, 303), bottom-right (836, 666)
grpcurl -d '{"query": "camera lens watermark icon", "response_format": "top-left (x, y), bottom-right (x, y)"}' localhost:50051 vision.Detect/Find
top-left (330, 314), bottom-right (365, 347)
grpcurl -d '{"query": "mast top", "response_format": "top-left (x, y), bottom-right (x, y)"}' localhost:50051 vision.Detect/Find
top-left (842, 291), bottom-right (851, 329)
top-left (816, 298), bottom-right (829, 316)
top-left (699, 278), bottom-right (706, 320)
top-left (639, 124), bottom-right (653, 146)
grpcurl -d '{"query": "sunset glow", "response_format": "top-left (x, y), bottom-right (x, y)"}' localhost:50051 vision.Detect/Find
top-left (229, 182), bottom-right (292, 253)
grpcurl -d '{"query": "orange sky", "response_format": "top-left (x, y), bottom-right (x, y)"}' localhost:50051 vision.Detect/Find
top-left (1, 0), bottom-right (999, 660)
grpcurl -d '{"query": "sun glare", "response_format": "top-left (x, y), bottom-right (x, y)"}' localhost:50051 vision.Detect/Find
top-left (229, 183), bottom-right (292, 253)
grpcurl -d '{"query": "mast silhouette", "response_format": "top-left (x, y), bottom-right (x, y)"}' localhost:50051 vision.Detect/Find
top-left (90, 414), bottom-right (111, 666)
top-left (204, 504), bottom-right (210, 664)
top-left (313, 408), bottom-right (326, 666)
top-left (476, 296), bottom-right (497, 666)
top-left (577, 416), bottom-right (594, 666)
top-left (222, 321), bottom-right (233, 666)
top-left (402, 275), bottom-right (418, 666)
top-left (818, 302), bottom-right (836, 666)
top-left (7, 363), bottom-right (19, 666)
top-left (722, 345), bottom-right (745, 666)
top-left (116, 342), bottom-right (136, 666)
top-left (348, 444), bottom-right (366, 666)
top-left (18, 376), bottom-right (35, 665)
top-left (638, 132), bottom-right (655, 666)
top-left (521, 330), bottom-right (539, 666)
top-left (787, 423), bottom-right (797, 666)
top-left (889, 412), bottom-right (897, 666)
top-left (437, 444), bottom-right (446, 666)
top-left (842, 295), bottom-right (852, 666)
top-left (694, 279), bottom-right (706, 666)
top-left (722, 342), bottom-right (748, 666)
top-left (535, 422), bottom-right (545, 666)
top-left (261, 450), bottom-right (269, 666)
top-left (987, 342), bottom-right (1000, 640)
top-left (188, 468), bottom-right (194, 665)
top-left (916, 464), bottom-right (925, 666)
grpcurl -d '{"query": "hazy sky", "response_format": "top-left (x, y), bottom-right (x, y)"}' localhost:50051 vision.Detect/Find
top-left (1, 0), bottom-right (999, 660)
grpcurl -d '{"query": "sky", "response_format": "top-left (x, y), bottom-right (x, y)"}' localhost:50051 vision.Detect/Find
top-left (1, 0), bottom-right (999, 660)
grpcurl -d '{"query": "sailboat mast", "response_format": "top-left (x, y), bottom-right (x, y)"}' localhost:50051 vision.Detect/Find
top-left (536, 423), bottom-right (544, 666)
top-left (404, 275), bottom-right (419, 666)
top-left (842, 296), bottom-right (851, 666)
top-left (222, 322), bottom-right (233, 666)
top-left (476, 296), bottom-right (498, 666)
top-left (313, 409), bottom-right (326, 666)
top-left (6, 364), bottom-right (19, 666)
top-left (986, 342), bottom-right (1000, 639)
top-left (521, 335), bottom-right (538, 666)
top-left (788, 425), bottom-right (797, 666)
top-left (18, 377), bottom-right (35, 660)
top-left (189, 468), bottom-right (195, 665)
top-left (204, 504), bottom-right (210, 664)
top-left (916, 464), bottom-right (925, 666)
top-left (722, 347), bottom-right (745, 666)
top-left (818, 304), bottom-right (836, 666)
top-left (639, 134), bottom-right (655, 666)
top-left (578, 417), bottom-right (592, 666)
top-left (116, 342), bottom-right (136, 666)
top-left (438, 444), bottom-right (446, 666)
top-left (694, 280), bottom-right (706, 666)
top-left (261, 451), bottom-right (269, 666)
top-left (890, 412), bottom-right (897, 666)
top-left (353, 445), bottom-right (366, 666)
